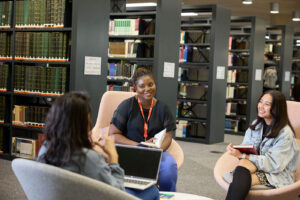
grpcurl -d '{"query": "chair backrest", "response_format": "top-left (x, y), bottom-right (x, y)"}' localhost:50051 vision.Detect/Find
top-left (93, 91), bottom-right (136, 133)
top-left (11, 158), bottom-right (139, 200)
top-left (92, 91), bottom-right (184, 169)
top-left (287, 101), bottom-right (300, 181)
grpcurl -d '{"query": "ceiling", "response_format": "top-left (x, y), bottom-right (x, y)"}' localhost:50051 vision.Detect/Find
top-left (127, 0), bottom-right (300, 32)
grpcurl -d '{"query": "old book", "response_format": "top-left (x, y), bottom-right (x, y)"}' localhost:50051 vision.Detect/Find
top-left (233, 144), bottom-right (258, 155)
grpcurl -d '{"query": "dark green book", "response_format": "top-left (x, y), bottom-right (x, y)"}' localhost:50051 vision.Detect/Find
top-left (24, 0), bottom-right (29, 26)
top-left (40, 66), bottom-right (46, 93)
top-left (61, 67), bottom-right (66, 93)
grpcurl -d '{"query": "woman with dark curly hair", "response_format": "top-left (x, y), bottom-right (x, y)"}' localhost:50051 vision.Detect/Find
top-left (37, 91), bottom-right (159, 200)
top-left (109, 67), bottom-right (178, 191)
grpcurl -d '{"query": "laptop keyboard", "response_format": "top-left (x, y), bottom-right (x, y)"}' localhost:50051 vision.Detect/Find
top-left (124, 178), bottom-right (150, 185)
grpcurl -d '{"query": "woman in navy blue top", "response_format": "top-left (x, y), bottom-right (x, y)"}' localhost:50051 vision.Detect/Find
top-left (109, 67), bottom-right (178, 192)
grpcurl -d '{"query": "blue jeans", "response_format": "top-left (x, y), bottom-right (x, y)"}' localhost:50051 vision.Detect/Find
top-left (126, 185), bottom-right (160, 200)
top-left (158, 152), bottom-right (178, 191)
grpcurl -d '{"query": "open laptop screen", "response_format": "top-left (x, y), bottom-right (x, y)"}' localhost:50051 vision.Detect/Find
top-left (116, 145), bottom-right (162, 180)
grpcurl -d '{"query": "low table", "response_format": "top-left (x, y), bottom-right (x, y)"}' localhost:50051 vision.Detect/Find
top-left (160, 192), bottom-right (213, 200)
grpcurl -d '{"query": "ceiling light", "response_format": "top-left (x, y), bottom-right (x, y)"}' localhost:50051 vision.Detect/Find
top-left (292, 11), bottom-right (300, 21)
top-left (265, 35), bottom-right (270, 39)
top-left (297, 40), bottom-right (300, 43)
top-left (242, 0), bottom-right (253, 5)
top-left (270, 3), bottom-right (279, 14)
top-left (126, 3), bottom-right (157, 7)
top-left (181, 12), bottom-right (198, 17)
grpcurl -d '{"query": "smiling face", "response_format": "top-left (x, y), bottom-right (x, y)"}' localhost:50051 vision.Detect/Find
top-left (257, 94), bottom-right (273, 125)
top-left (135, 75), bottom-right (156, 104)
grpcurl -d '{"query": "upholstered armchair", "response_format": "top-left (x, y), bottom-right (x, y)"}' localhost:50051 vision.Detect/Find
top-left (214, 101), bottom-right (300, 200)
top-left (91, 91), bottom-right (184, 169)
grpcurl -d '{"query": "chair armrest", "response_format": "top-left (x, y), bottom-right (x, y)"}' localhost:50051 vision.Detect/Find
top-left (214, 152), bottom-right (239, 191)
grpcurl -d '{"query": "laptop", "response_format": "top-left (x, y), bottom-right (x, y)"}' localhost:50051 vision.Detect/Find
top-left (115, 144), bottom-right (163, 190)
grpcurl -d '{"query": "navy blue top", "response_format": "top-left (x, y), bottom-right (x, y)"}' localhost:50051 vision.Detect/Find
top-left (111, 96), bottom-right (176, 142)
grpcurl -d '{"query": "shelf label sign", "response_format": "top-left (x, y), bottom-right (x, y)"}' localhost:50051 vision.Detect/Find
top-left (255, 69), bottom-right (262, 81)
top-left (285, 71), bottom-right (290, 82)
top-left (163, 62), bottom-right (175, 78)
top-left (84, 56), bottom-right (101, 75)
top-left (216, 66), bottom-right (225, 79)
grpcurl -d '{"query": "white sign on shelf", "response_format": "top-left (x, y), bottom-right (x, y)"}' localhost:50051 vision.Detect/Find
top-left (84, 56), bottom-right (101, 75)
top-left (255, 69), bottom-right (262, 81)
top-left (216, 66), bottom-right (225, 80)
top-left (163, 62), bottom-right (175, 78)
top-left (285, 71), bottom-right (290, 82)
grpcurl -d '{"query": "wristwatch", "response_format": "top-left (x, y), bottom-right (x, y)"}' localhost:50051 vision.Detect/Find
top-left (239, 153), bottom-right (246, 159)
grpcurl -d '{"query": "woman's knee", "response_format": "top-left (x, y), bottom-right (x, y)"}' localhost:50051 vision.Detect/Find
top-left (238, 159), bottom-right (257, 173)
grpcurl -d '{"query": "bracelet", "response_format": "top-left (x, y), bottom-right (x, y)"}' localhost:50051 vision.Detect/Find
top-left (239, 153), bottom-right (246, 159)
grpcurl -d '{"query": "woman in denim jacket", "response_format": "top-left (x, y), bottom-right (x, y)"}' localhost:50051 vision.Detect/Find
top-left (225, 90), bottom-right (299, 200)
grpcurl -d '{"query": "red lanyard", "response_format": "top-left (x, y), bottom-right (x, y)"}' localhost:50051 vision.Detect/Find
top-left (137, 97), bottom-right (154, 140)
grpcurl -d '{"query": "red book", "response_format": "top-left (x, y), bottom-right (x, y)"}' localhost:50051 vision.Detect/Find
top-left (233, 144), bottom-right (258, 155)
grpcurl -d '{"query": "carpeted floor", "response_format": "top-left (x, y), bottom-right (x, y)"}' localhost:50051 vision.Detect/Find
top-left (0, 134), bottom-right (243, 200)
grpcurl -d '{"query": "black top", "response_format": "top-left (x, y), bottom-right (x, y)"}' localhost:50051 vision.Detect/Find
top-left (111, 96), bottom-right (176, 142)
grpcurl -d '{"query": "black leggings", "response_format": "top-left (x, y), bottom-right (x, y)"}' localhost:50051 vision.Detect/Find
top-left (225, 166), bottom-right (251, 200)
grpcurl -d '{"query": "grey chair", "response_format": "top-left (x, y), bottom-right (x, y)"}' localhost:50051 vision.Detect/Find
top-left (12, 158), bottom-right (139, 200)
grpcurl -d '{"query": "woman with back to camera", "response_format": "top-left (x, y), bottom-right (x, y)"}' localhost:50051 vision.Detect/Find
top-left (225, 90), bottom-right (299, 200)
top-left (37, 91), bottom-right (160, 200)
top-left (109, 67), bottom-right (178, 191)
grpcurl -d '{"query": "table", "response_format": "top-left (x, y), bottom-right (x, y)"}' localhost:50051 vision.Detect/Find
top-left (160, 192), bottom-right (214, 200)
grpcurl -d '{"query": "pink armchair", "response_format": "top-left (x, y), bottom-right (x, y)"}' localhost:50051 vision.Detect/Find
top-left (214, 101), bottom-right (300, 200)
top-left (91, 91), bottom-right (184, 169)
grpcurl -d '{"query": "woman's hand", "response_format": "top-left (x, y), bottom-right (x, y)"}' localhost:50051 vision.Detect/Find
top-left (144, 137), bottom-right (155, 143)
top-left (227, 143), bottom-right (243, 158)
top-left (92, 141), bottom-right (109, 161)
top-left (101, 134), bottom-right (119, 164)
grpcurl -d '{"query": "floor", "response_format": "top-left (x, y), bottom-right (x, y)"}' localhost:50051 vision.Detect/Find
top-left (2, 134), bottom-right (296, 200)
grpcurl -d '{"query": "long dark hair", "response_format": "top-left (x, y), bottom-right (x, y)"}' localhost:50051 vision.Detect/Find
top-left (43, 92), bottom-right (92, 166)
top-left (250, 90), bottom-right (294, 138)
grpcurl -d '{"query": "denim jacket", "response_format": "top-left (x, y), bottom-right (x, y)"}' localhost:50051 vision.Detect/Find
top-left (243, 122), bottom-right (299, 188)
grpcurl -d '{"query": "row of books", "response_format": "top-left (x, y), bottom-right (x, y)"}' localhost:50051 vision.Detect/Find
top-left (0, 96), bottom-right (5, 122)
top-left (12, 105), bottom-right (49, 128)
top-left (228, 53), bottom-right (249, 66)
top-left (109, 40), bottom-right (154, 58)
top-left (178, 83), bottom-right (208, 100)
top-left (226, 86), bottom-right (248, 99)
top-left (179, 45), bottom-right (210, 63)
top-left (176, 120), bottom-right (206, 138)
top-left (177, 101), bottom-right (207, 119)
top-left (15, 0), bottom-right (66, 28)
top-left (178, 68), bottom-right (209, 82)
top-left (109, 18), bottom-right (155, 36)
top-left (0, 1), bottom-right (13, 28)
top-left (108, 62), bottom-right (137, 78)
top-left (265, 44), bottom-right (280, 55)
top-left (0, 32), bottom-right (12, 59)
top-left (14, 65), bottom-right (67, 95)
top-left (11, 134), bottom-right (44, 159)
top-left (225, 102), bottom-right (247, 116)
top-left (225, 118), bottom-right (247, 132)
top-left (180, 30), bottom-right (210, 44)
top-left (227, 69), bottom-right (248, 83)
top-left (0, 128), bottom-right (3, 153)
top-left (0, 64), bottom-right (9, 91)
top-left (229, 36), bottom-right (250, 50)
top-left (106, 84), bottom-right (134, 92)
top-left (15, 32), bottom-right (69, 61)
